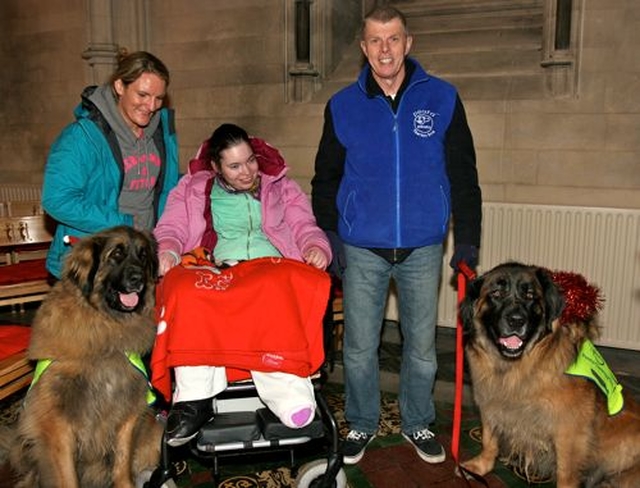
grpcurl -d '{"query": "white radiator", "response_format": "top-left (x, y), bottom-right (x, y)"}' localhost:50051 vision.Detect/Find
top-left (434, 203), bottom-right (640, 350)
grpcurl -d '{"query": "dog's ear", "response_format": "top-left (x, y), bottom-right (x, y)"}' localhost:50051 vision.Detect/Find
top-left (536, 268), bottom-right (565, 323)
top-left (460, 276), bottom-right (483, 335)
top-left (148, 238), bottom-right (159, 282)
top-left (64, 236), bottom-right (104, 297)
top-left (139, 230), bottom-right (159, 282)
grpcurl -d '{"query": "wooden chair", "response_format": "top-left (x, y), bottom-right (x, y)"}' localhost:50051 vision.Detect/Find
top-left (0, 214), bottom-right (55, 313)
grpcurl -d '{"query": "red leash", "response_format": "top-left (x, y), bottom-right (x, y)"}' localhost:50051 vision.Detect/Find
top-left (451, 262), bottom-right (490, 486)
top-left (451, 262), bottom-right (476, 464)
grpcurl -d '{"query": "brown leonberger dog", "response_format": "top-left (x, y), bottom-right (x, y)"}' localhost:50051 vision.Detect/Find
top-left (459, 262), bottom-right (640, 488)
top-left (1, 226), bottom-right (163, 488)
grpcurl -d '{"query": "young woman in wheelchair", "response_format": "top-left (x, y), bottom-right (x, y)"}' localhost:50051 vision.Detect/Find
top-left (152, 123), bottom-right (332, 447)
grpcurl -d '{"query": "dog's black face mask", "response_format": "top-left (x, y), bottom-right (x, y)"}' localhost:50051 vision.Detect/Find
top-left (481, 268), bottom-right (548, 358)
top-left (65, 226), bottom-right (159, 315)
top-left (101, 240), bottom-right (152, 313)
top-left (462, 262), bottom-right (564, 359)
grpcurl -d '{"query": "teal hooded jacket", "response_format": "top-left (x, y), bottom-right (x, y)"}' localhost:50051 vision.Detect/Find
top-left (42, 86), bottom-right (179, 278)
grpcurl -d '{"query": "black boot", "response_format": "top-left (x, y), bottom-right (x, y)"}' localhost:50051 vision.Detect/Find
top-left (166, 398), bottom-right (214, 447)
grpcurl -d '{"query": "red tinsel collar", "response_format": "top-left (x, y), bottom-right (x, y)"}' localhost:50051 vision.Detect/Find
top-left (547, 270), bottom-right (605, 324)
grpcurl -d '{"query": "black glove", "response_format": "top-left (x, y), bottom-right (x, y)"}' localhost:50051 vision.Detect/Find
top-left (326, 230), bottom-right (346, 278)
top-left (449, 244), bottom-right (478, 272)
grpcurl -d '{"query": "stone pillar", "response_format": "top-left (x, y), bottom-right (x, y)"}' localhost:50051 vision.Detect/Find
top-left (81, 0), bottom-right (118, 84)
top-left (112, 0), bottom-right (149, 53)
top-left (81, 0), bottom-right (148, 85)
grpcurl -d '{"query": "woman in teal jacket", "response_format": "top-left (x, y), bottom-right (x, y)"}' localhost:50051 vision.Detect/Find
top-left (42, 51), bottom-right (179, 278)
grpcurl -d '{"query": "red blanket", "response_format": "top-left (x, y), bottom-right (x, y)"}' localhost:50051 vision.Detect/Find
top-left (151, 257), bottom-right (331, 401)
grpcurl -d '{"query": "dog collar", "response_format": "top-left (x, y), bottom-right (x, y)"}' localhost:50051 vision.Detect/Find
top-left (30, 353), bottom-right (156, 406)
top-left (565, 339), bottom-right (623, 415)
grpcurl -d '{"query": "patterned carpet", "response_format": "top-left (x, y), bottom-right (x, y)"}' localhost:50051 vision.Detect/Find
top-left (166, 381), bottom-right (394, 487)
top-left (0, 382), bottom-right (554, 488)
top-left (1, 311), bottom-right (637, 486)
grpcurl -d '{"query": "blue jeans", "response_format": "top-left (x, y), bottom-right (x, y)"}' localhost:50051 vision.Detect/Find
top-left (342, 243), bottom-right (443, 435)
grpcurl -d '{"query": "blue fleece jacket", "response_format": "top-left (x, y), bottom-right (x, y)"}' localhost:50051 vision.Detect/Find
top-left (312, 58), bottom-right (481, 250)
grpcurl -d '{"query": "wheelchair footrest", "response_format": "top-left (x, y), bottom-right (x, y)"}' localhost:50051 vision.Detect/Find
top-left (197, 411), bottom-right (261, 446)
top-left (256, 407), bottom-right (324, 440)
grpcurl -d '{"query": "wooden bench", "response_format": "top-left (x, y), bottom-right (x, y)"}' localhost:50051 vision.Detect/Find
top-left (0, 214), bottom-right (55, 312)
top-left (0, 199), bottom-right (43, 218)
top-left (0, 215), bottom-right (55, 400)
top-left (0, 326), bottom-right (32, 401)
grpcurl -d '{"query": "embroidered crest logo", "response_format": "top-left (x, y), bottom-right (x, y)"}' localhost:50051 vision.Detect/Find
top-left (194, 269), bottom-right (233, 291)
top-left (413, 110), bottom-right (437, 138)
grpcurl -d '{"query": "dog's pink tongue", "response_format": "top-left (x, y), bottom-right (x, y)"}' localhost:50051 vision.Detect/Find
top-left (499, 335), bottom-right (523, 349)
top-left (120, 292), bottom-right (139, 308)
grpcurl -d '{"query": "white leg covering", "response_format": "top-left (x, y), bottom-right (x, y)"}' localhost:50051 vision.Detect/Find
top-left (173, 365), bottom-right (228, 402)
top-left (251, 371), bottom-right (316, 428)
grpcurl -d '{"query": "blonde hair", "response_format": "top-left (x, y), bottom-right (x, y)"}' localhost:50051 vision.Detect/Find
top-left (109, 50), bottom-right (170, 96)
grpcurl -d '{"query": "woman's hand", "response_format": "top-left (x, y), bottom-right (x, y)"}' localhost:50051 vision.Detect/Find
top-left (303, 246), bottom-right (329, 270)
top-left (158, 250), bottom-right (180, 276)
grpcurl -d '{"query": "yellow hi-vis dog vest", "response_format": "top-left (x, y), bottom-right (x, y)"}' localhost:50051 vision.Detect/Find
top-left (30, 352), bottom-right (156, 405)
top-left (565, 339), bottom-right (623, 415)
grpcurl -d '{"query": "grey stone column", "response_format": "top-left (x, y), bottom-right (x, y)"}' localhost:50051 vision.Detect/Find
top-left (81, 0), bottom-right (118, 84)
top-left (81, 0), bottom-right (148, 84)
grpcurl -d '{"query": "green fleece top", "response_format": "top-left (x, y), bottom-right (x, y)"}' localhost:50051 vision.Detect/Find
top-left (211, 181), bottom-right (281, 262)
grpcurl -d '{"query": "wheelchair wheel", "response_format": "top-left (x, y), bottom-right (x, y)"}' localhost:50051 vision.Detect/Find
top-left (294, 458), bottom-right (347, 488)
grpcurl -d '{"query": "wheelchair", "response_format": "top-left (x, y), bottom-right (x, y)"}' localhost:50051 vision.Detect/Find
top-left (143, 367), bottom-right (345, 488)
top-left (144, 261), bottom-right (346, 487)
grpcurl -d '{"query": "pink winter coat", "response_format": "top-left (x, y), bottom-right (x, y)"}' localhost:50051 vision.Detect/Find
top-left (154, 137), bottom-right (332, 264)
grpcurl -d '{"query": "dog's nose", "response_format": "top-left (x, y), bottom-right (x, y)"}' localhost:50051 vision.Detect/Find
top-left (125, 266), bottom-right (144, 290)
top-left (506, 312), bottom-right (526, 331)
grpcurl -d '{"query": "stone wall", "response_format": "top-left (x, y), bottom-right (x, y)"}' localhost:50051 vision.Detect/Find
top-left (0, 0), bottom-right (88, 185)
top-left (0, 0), bottom-right (638, 210)
top-left (472, 0), bottom-right (640, 208)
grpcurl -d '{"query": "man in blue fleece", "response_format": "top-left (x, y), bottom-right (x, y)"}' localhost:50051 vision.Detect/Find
top-left (311, 5), bottom-right (482, 465)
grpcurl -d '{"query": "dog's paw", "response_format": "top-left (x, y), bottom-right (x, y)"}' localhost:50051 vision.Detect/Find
top-left (135, 468), bottom-right (178, 488)
top-left (458, 455), bottom-right (494, 477)
top-left (135, 468), bottom-right (153, 488)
